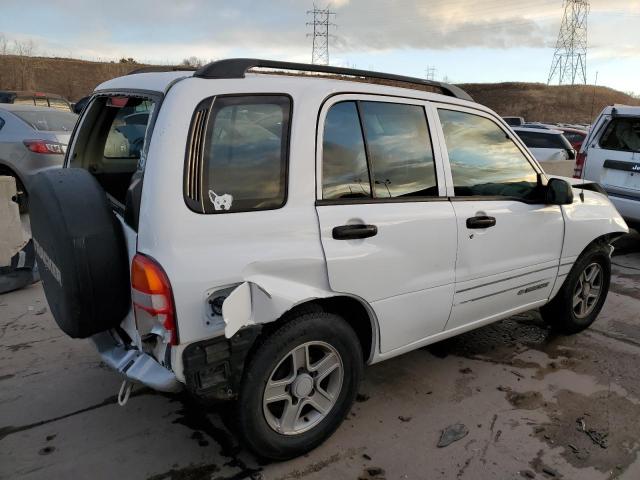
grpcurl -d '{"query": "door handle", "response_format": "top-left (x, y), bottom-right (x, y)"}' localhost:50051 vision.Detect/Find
top-left (332, 224), bottom-right (378, 240)
top-left (466, 216), bottom-right (496, 229)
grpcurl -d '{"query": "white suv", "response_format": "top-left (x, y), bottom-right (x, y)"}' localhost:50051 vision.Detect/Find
top-left (577, 105), bottom-right (640, 226)
top-left (29, 59), bottom-right (628, 460)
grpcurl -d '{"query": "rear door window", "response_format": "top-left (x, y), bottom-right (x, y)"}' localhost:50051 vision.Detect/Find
top-left (322, 102), bottom-right (370, 199)
top-left (600, 118), bottom-right (640, 152)
top-left (322, 100), bottom-right (438, 200)
top-left (185, 95), bottom-right (291, 213)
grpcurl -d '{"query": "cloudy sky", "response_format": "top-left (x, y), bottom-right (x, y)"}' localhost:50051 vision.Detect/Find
top-left (1, 0), bottom-right (639, 92)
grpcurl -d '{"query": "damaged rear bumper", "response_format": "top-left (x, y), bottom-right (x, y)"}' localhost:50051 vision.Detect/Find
top-left (92, 331), bottom-right (183, 393)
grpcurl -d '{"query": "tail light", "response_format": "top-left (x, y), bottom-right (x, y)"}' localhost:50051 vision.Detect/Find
top-left (23, 139), bottom-right (67, 155)
top-left (131, 254), bottom-right (178, 345)
top-left (574, 151), bottom-right (587, 178)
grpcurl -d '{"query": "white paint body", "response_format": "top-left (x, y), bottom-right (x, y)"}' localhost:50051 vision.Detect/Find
top-left (89, 71), bottom-right (628, 383)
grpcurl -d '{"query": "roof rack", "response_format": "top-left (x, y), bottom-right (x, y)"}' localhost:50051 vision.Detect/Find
top-left (127, 65), bottom-right (197, 75)
top-left (193, 58), bottom-right (473, 102)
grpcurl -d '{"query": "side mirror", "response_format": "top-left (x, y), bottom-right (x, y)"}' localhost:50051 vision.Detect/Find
top-left (545, 178), bottom-right (574, 205)
top-left (567, 149), bottom-right (576, 160)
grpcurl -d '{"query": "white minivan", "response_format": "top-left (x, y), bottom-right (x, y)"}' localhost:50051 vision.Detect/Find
top-left (577, 105), bottom-right (640, 226)
top-left (29, 59), bottom-right (628, 460)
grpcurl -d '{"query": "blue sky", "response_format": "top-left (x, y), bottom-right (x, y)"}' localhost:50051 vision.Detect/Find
top-left (1, 0), bottom-right (638, 93)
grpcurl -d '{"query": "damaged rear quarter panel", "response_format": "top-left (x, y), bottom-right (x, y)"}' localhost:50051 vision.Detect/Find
top-left (135, 78), bottom-right (349, 379)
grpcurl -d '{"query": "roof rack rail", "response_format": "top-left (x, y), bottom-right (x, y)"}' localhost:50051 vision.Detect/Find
top-left (127, 65), bottom-right (197, 75)
top-left (193, 58), bottom-right (473, 101)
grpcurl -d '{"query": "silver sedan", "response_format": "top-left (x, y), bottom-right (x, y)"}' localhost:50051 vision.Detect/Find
top-left (0, 104), bottom-right (77, 211)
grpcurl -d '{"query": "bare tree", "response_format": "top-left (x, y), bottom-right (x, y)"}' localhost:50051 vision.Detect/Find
top-left (0, 34), bottom-right (8, 55)
top-left (181, 56), bottom-right (206, 68)
top-left (13, 39), bottom-right (36, 90)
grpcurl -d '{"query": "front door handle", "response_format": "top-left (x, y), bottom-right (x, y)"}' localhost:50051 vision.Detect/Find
top-left (332, 224), bottom-right (378, 240)
top-left (466, 216), bottom-right (496, 229)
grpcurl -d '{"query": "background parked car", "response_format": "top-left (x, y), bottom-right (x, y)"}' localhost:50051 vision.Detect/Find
top-left (502, 116), bottom-right (524, 126)
top-left (513, 127), bottom-right (576, 162)
top-left (578, 105), bottom-right (640, 226)
top-left (0, 90), bottom-right (72, 112)
top-left (0, 104), bottom-right (77, 212)
top-left (556, 126), bottom-right (588, 151)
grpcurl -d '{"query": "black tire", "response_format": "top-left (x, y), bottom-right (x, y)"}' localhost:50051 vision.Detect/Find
top-left (540, 244), bottom-right (611, 334)
top-left (29, 168), bottom-right (130, 338)
top-left (236, 312), bottom-right (363, 460)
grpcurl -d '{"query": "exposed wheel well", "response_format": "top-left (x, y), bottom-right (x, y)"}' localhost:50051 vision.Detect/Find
top-left (260, 296), bottom-right (376, 364)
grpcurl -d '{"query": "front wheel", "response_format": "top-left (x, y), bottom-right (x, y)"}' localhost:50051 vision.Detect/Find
top-left (541, 245), bottom-right (611, 334)
top-left (236, 312), bottom-right (363, 460)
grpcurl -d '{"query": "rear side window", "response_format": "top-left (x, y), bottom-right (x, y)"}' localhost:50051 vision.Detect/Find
top-left (516, 131), bottom-right (568, 149)
top-left (599, 118), bottom-right (640, 153)
top-left (322, 100), bottom-right (438, 200)
top-left (12, 110), bottom-right (77, 132)
top-left (438, 109), bottom-right (538, 198)
top-left (185, 95), bottom-right (291, 214)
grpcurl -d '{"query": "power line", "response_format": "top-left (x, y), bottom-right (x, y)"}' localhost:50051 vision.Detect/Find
top-left (548, 0), bottom-right (590, 85)
top-left (306, 4), bottom-right (337, 65)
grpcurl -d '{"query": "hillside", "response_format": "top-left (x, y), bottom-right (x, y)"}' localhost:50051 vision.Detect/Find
top-left (460, 82), bottom-right (640, 124)
top-left (1, 55), bottom-right (638, 124)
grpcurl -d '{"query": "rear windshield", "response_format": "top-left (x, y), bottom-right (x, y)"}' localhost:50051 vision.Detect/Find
top-left (516, 131), bottom-right (570, 150)
top-left (69, 95), bottom-right (157, 205)
top-left (48, 98), bottom-right (72, 111)
top-left (13, 110), bottom-right (77, 132)
top-left (600, 118), bottom-right (640, 153)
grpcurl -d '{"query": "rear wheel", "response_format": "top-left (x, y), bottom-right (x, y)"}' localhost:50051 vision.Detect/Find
top-left (541, 245), bottom-right (611, 334)
top-left (236, 312), bottom-right (363, 460)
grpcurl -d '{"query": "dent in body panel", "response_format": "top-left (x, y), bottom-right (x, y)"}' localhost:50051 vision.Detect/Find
top-left (560, 189), bottom-right (628, 260)
top-left (222, 258), bottom-right (334, 338)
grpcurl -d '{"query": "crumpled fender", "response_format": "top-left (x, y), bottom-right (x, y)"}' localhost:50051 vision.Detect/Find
top-left (221, 259), bottom-right (334, 338)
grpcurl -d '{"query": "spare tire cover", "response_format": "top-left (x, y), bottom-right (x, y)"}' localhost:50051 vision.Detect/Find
top-left (29, 168), bottom-right (130, 338)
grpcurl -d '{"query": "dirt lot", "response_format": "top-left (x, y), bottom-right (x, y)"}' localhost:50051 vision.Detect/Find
top-left (1, 234), bottom-right (639, 480)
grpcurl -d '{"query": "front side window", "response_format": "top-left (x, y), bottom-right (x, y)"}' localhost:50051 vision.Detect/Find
top-left (438, 109), bottom-right (538, 198)
top-left (200, 95), bottom-right (290, 213)
top-left (322, 100), bottom-right (438, 200)
top-left (600, 118), bottom-right (640, 152)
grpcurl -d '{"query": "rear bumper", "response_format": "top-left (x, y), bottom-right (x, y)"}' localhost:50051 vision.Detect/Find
top-left (92, 331), bottom-right (183, 393)
top-left (609, 192), bottom-right (640, 224)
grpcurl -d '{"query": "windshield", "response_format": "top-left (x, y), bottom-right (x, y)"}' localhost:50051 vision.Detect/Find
top-left (13, 110), bottom-right (78, 132)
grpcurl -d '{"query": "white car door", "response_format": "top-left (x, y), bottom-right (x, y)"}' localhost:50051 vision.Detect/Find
top-left (433, 106), bottom-right (564, 332)
top-left (315, 96), bottom-right (457, 354)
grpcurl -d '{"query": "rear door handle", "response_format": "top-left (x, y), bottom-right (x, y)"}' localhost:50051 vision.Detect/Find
top-left (466, 216), bottom-right (496, 229)
top-left (332, 224), bottom-right (378, 240)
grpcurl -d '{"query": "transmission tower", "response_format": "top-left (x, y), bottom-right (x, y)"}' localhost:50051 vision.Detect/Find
top-left (307, 5), bottom-right (336, 65)
top-left (425, 66), bottom-right (437, 81)
top-left (547, 0), bottom-right (590, 85)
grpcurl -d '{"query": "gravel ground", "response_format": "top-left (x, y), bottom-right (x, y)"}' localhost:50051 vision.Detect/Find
top-left (1, 233), bottom-right (639, 480)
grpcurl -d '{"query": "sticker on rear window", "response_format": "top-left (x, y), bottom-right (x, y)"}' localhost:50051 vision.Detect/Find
top-left (208, 190), bottom-right (233, 211)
